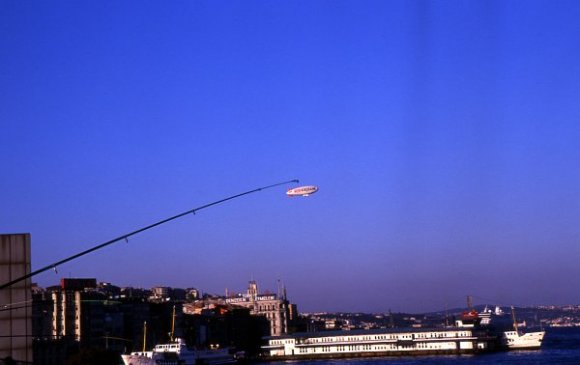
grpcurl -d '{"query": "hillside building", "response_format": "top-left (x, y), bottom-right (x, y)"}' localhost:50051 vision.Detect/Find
top-left (225, 281), bottom-right (294, 336)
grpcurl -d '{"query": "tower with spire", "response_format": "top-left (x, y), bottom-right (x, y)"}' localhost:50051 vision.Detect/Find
top-left (225, 280), bottom-right (294, 336)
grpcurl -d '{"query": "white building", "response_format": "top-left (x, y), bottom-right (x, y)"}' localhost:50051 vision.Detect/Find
top-left (225, 281), bottom-right (292, 336)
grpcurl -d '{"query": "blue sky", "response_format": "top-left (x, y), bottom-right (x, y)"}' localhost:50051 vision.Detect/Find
top-left (2, 1), bottom-right (580, 313)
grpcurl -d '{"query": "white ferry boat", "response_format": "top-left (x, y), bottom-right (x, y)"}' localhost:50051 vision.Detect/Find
top-left (121, 338), bottom-right (194, 365)
top-left (121, 338), bottom-right (236, 365)
top-left (476, 305), bottom-right (545, 350)
top-left (123, 306), bottom-right (237, 365)
top-left (262, 327), bottom-right (496, 359)
top-left (502, 330), bottom-right (545, 349)
top-left (501, 306), bottom-right (545, 349)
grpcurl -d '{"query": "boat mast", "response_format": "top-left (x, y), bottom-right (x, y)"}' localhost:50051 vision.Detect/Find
top-left (142, 321), bottom-right (147, 352)
top-left (170, 305), bottom-right (176, 342)
top-left (510, 306), bottom-right (519, 334)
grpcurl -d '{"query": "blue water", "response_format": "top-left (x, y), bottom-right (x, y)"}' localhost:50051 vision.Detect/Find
top-left (259, 328), bottom-right (580, 365)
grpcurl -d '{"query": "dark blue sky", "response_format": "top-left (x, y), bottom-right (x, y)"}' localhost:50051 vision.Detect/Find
top-left (2, 1), bottom-right (579, 313)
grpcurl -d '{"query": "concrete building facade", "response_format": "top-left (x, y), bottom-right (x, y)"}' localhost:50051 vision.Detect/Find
top-left (0, 233), bottom-right (33, 363)
top-left (50, 278), bottom-right (98, 342)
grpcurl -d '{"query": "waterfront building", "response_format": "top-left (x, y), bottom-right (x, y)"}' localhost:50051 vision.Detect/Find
top-left (225, 281), bottom-right (293, 336)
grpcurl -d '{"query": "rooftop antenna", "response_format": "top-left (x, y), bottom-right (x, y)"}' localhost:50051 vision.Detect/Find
top-left (277, 279), bottom-right (281, 298)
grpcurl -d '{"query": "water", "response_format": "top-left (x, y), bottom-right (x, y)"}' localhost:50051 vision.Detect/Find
top-left (258, 328), bottom-right (580, 365)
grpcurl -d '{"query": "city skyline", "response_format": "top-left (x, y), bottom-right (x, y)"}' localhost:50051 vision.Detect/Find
top-left (2, 1), bottom-right (580, 313)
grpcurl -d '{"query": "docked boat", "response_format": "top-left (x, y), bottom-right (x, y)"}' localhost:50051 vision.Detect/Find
top-left (121, 338), bottom-right (193, 365)
top-left (121, 338), bottom-right (236, 365)
top-left (261, 303), bottom-right (546, 360)
top-left (262, 327), bottom-right (497, 360)
top-left (122, 308), bottom-right (236, 365)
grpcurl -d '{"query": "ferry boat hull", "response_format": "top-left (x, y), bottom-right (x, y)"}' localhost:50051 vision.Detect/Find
top-left (262, 327), bottom-right (497, 360)
top-left (502, 330), bottom-right (545, 349)
top-left (121, 353), bottom-right (156, 365)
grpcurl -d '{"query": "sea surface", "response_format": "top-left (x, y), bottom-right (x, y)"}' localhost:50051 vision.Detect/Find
top-left (258, 327), bottom-right (580, 365)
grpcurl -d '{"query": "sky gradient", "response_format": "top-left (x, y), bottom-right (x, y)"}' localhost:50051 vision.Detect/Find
top-left (2, 1), bottom-right (580, 313)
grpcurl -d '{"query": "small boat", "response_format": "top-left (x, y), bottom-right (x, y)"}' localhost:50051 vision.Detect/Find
top-left (122, 308), bottom-right (236, 365)
top-left (121, 338), bottom-right (194, 365)
top-left (502, 307), bottom-right (545, 349)
top-left (121, 338), bottom-right (236, 365)
top-left (502, 330), bottom-right (545, 349)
